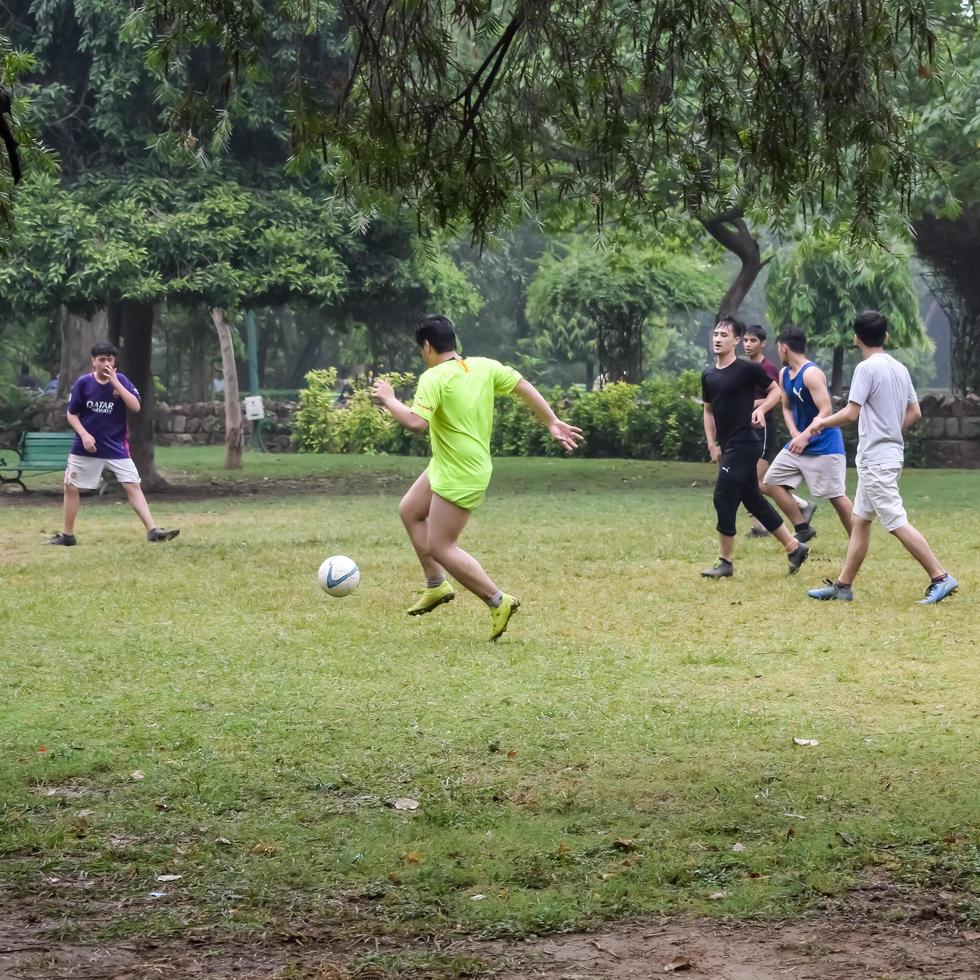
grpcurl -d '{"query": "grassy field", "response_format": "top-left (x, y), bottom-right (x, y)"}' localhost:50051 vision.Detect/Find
top-left (1, 449), bottom-right (977, 943)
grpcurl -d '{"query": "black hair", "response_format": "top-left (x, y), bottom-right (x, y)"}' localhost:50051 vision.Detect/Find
top-left (744, 323), bottom-right (766, 341)
top-left (714, 315), bottom-right (745, 339)
top-left (776, 325), bottom-right (807, 354)
top-left (91, 341), bottom-right (119, 358)
top-left (852, 310), bottom-right (888, 348)
top-left (415, 314), bottom-right (457, 354)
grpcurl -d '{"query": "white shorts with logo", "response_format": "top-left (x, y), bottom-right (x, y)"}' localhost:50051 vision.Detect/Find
top-left (65, 453), bottom-right (141, 490)
top-left (763, 448), bottom-right (846, 500)
top-left (853, 462), bottom-right (907, 532)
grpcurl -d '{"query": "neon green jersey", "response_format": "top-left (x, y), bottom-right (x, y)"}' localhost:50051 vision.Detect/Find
top-left (411, 356), bottom-right (522, 510)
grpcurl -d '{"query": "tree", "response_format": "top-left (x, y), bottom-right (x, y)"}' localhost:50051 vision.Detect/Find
top-left (526, 239), bottom-right (718, 383)
top-left (144, 0), bottom-right (941, 244)
top-left (910, 4), bottom-right (980, 393)
top-left (766, 232), bottom-right (925, 394)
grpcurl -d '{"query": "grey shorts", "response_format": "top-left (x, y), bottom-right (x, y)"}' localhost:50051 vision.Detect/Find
top-left (853, 463), bottom-right (908, 532)
top-left (763, 448), bottom-right (846, 500)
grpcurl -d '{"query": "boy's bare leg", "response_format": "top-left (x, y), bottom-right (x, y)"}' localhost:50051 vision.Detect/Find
top-left (828, 495), bottom-right (854, 534)
top-left (62, 483), bottom-right (81, 534)
top-left (838, 515), bottom-right (872, 583)
top-left (764, 482), bottom-right (806, 525)
top-left (398, 472), bottom-right (446, 582)
top-left (427, 493), bottom-right (500, 601)
top-left (891, 523), bottom-right (945, 579)
top-left (121, 482), bottom-right (156, 531)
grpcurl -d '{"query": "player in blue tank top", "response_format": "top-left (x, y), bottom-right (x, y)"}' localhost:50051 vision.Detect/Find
top-left (761, 326), bottom-right (854, 539)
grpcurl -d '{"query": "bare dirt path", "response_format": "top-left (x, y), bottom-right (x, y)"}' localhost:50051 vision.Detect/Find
top-left (2, 886), bottom-right (978, 980)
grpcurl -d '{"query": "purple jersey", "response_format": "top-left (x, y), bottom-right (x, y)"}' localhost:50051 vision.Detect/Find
top-left (67, 372), bottom-right (140, 459)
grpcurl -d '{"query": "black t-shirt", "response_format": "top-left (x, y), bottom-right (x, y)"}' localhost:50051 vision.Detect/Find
top-left (701, 358), bottom-right (773, 452)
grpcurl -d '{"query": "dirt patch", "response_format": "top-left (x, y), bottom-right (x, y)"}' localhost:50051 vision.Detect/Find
top-left (0, 472), bottom-right (413, 506)
top-left (2, 884), bottom-right (978, 980)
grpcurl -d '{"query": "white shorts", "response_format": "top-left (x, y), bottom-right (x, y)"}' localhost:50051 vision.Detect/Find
top-left (853, 463), bottom-right (907, 532)
top-left (763, 449), bottom-right (847, 500)
top-left (65, 453), bottom-right (141, 490)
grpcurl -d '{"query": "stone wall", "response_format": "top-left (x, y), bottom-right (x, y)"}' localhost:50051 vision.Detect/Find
top-left (917, 393), bottom-right (980, 468)
top-left (11, 394), bottom-right (980, 467)
top-left (22, 398), bottom-right (299, 453)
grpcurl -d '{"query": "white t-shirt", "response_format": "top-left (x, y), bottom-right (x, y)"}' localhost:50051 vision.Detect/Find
top-left (847, 353), bottom-right (917, 467)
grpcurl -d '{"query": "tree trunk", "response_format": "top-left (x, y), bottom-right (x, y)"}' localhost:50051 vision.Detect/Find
top-left (700, 208), bottom-right (766, 318)
top-left (113, 301), bottom-right (166, 490)
top-left (289, 332), bottom-right (324, 388)
top-left (58, 306), bottom-right (108, 398)
top-left (584, 360), bottom-right (594, 391)
top-left (188, 325), bottom-right (209, 401)
top-left (831, 346), bottom-right (844, 397)
top-left (211, 308), bottom-right (243, 469)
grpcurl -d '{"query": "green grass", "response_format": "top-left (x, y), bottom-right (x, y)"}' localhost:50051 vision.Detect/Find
top-left (1, 450), bottom-right (978, 942)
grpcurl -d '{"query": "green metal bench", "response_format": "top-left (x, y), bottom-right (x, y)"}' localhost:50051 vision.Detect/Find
top-left (0, 431), bottom-right (75, 492)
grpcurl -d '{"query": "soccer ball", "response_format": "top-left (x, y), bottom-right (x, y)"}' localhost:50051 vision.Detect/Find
top-left (317, 555), bottom-right (360, 597)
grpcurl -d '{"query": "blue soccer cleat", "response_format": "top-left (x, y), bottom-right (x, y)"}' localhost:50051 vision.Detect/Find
top-left (917, 575), bottom-right (958, 605)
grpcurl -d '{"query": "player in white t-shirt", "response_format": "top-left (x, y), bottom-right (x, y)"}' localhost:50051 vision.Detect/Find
top-left (790, 311), bottom-right (957, 605)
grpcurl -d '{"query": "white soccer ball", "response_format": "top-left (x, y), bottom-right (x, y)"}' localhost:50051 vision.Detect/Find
top-left (317, 555), bottom-right (360, 597)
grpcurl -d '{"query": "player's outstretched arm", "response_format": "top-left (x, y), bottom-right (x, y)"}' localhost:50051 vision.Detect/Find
top-left (514, 379), bottom-right (582, 452)
top-left (370, 378), bottom-right (429, 433)
top-left (752, 381), bottom-right (782, 426)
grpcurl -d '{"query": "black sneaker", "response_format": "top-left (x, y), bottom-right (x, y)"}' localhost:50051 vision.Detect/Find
top-left (46, 532), bottom-right (77, 546)
top-left (147, 527), bottom-right (180, 543)
top-left (702, 560), bottom-right (733, 578)
top-left (787, 541), bottom-right (810, 575)
top-left (794, 525), bottom-right (817, 543)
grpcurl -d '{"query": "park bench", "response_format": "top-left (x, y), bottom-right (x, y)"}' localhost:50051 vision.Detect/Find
top-left (0, 431), bottom-right (75, 492)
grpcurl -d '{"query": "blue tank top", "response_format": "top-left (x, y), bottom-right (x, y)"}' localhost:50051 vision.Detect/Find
top-left (783, 363), bottom-right (845, 455)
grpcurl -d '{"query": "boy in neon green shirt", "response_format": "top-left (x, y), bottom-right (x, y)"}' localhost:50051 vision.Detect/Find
top-left (371, 315), bottom-right (582, 640)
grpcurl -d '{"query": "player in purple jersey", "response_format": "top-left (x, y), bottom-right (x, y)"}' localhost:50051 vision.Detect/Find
top-left (46, 342), bottom-right (179, 546)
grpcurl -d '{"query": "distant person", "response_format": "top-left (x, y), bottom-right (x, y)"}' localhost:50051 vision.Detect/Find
top-left (762, 326), bottom-right (853, 539)
top-left (370, 314), bottom-right (582, 640)
top-left (212, 372), bottom-right (225, 397)
top-left (741, 324), bottom-right (813, 536)
top-left (42, 373), bottom-right (60, 396)
top-left (15, 363), bottom-right (40, 391)
top-left (335, 378), bottom-right (354, 407)
top-left (46, 342), bottom-right (180, 547)
top-left (795, 311), bottom-right (957, 604)
top-left (701, 317), bottom-right (810, 579)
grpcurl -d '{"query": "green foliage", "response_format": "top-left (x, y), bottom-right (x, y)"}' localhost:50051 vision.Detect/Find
top-left (526, 240), bottom-right (718, 381)
top-left (294, 369), bottom-right (424, 455)
top-left (767, 232), bottom-right (925, 351)
top-left (0, 379), bottom-right (38, 433)
top-left (144, 0), bottom-right (942, 243)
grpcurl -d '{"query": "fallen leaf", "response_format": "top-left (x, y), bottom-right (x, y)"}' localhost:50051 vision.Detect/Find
top-left (215, 837), bottom-right (232, 846)
top-left (665, 954), bottom-right (693, 972)
top-left (506, 749), bottom-right (518, 759)
top-left (837, 832), bottom-right (856, 846)
top-left (962, 930), bottom-right (980, 941)
top-left (75, 809), bottom-right (95, 819)
top-left (156, 874), bottom-right (183, 882)
top-left (613, 837), bottom-right (637, 851)
top-left (557, 843), bottom-right (572, 856)
top-left (470, 894), bottom-right (487, 901)
top-left (393, 798), bottom-right (419, 811)
top-left (793, 738), bottom-right (819, 747)
top-left (148, 891), bottom-right (167, 899)
top-left (732, 842), bottom-right (746, 853)
top-left (37, 745), bottom-right (47, 753)
top-left (154, 801), bottom-right (171, 811)
top-left (709, 891), bottom-right (727, 900)
top-left (403, 851), bottom-right (423, 864)
top-left (251, 841), bottom-right (278, 855)
top-left (130, 770), bottom-right (146, 781)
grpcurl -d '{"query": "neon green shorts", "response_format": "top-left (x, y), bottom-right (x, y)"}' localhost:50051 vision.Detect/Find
top-left (431, 483), bottom-right (486, 512)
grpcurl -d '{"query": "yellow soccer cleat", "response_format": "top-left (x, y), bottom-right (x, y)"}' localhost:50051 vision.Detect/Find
top-left (406, 580), bottom-right (456, 616)
top-left (488, 594), bottom-right (520, 641)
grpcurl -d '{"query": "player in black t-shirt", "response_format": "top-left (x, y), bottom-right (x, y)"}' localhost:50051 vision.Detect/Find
top-left (701, 317), bottom-right (810, 578)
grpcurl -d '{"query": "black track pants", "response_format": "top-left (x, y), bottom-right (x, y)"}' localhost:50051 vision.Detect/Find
top-left (714, 445), bottom-right (784, 537)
